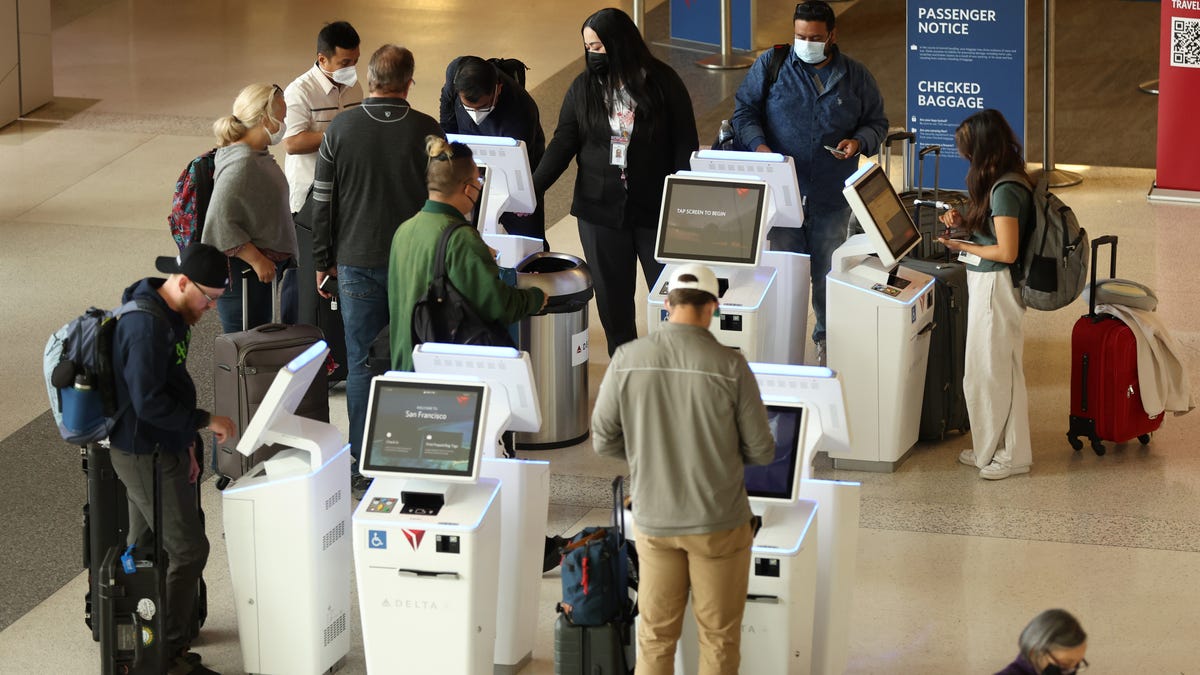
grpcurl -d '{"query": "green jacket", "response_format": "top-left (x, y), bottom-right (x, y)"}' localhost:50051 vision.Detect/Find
top-left (388, 200), bottom-right (545, 371)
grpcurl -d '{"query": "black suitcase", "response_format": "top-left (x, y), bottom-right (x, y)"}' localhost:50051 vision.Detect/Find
top-left (554, 613), bottom-right (632, 675)
top-left (879, 130), bottom-right (968, 261)
top-left (212, 274), bottom-right (329, 488)
top-left (294, 217), bottom-right (348, 383)
top-left (84, 442), bottom-right (206, 642)
top-left (902, 258), bottom-right (971, 441)
top-left (97, 453), bottom-right (169, 675)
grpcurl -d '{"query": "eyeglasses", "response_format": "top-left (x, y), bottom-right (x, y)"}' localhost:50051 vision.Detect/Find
top-left (195, 284), bottom-right (220, 306)
top-left (1048, 657), bottom-right (1089, 673)
top-left (271, 83), bottom-right (283, 96)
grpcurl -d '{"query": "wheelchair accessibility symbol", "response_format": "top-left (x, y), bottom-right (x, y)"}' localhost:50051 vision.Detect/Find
top-left (369, 530), bottom-right (387, 549)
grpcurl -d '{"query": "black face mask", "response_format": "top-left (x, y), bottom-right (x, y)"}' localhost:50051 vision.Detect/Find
top-left (1042, 665), bottom-right (1076, 675)
top-left (586, 51), bottom-right (609, 78)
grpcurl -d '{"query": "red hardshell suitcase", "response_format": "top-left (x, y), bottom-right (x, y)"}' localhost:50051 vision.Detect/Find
top-left (213, 273), bottom-right (329, 488)
top-left (1067, 236), bottom-right (1161, 455)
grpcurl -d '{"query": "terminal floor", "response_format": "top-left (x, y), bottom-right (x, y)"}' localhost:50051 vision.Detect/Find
top-left (2, 0), bottom-right (1199, 673)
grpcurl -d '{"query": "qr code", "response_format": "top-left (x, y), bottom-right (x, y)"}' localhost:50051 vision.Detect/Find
top-left (1171, 16), bottom-right (1200, 68)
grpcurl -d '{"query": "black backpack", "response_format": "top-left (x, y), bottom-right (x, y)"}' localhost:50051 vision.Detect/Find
top-left (711, 44), bottom-right (790, 150)
top-left (488, 57), bottom-right (530, 90)
top-left (411, 222), bottom-right (516, 349)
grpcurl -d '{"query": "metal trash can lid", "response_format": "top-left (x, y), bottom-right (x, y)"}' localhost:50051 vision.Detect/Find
top-left (515, 252), bottom-right (592, 297)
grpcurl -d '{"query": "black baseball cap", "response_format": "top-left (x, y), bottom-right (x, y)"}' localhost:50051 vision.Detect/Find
top-left (155, 243), bottom-right (229, 289)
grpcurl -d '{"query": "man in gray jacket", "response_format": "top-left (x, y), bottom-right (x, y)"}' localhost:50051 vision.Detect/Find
top-left (592, 263), bottom-right (775, 675)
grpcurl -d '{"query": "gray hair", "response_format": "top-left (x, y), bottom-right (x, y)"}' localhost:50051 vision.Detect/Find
top-left (1019, 609), bottom-right (1087, 663)
top-left (367, 44), bottom-right (414, 96)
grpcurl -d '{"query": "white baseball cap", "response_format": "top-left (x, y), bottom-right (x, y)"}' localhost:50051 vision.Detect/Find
top-left (668, 263), bottom-right (719, 302)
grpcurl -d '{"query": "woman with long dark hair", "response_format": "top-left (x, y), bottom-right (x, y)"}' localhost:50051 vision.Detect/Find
top-left (938, 109), bottom-right (1034, 480)
top-left (534, 7), bottom-right (698, 354)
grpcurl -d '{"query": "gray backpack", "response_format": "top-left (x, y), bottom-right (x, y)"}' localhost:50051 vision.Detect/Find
top-left (993, 173), bottom-right (1089, 311)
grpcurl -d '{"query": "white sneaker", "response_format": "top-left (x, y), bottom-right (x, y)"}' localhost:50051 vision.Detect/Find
top-left (979, 461), bottom-right (1030, 480)
top-left (958, 449), bottom-right (976, 467)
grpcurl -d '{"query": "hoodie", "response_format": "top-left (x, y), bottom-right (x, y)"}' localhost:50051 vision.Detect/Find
top-left (108, 278), bottom-right (211, 455)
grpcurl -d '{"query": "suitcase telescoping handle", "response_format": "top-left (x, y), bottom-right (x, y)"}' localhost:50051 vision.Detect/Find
top-left (881, 129), bottom-right (916, 191)
top-left (917, 144), bottom-right (942, 202)
top-left (241, 268), bottom-right (282, 328)
top-left (611, 476), bottom-right (626, 544)
top-left (1088, 235), bottom-right (1118, 318)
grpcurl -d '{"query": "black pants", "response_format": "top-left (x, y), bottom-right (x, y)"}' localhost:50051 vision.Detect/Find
top-left (577, 219), bottom-right (663, 355)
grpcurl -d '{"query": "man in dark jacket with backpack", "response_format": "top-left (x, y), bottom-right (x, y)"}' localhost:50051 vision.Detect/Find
top-left (439, 55), bottom-right (547, 244)
top-left (108, 243), bottom-right (235, 675)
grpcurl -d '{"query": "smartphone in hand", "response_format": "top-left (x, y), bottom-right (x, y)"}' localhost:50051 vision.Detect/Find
top-left (318, 275), bottom-right (338, 296)
top-left (823, 144), bottom-right (848, 158)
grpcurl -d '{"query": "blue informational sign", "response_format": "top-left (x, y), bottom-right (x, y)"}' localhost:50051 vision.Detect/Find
top-left (671, 0), bottom-right (753, 51)
top-left (906, 1), bottom-right (1026, 192)
top-left (368, 530), bottom-right (387, 549)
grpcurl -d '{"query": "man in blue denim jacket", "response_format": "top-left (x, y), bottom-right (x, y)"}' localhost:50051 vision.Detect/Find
top-left (732, 0), bottom-right (887, 365)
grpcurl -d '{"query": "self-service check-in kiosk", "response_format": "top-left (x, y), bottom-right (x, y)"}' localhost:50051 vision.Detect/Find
top-left (646, 172), bottom-right (777, 360)
top-left (448, 133), bottom-right (543, 268)
top-left (222, 341), bottom-right (352, 675)
top-left (689, 150), bottom-right (812, 365)
top-left (412, 343), bottom-right (549, 674)
top-left (352, 373), bottom-right (502, 674)
top-left (826, 162), bottom-right (936, 472)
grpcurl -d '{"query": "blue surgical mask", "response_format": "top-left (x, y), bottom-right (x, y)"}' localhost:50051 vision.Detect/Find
top-left (794, 39), bottom-right (827, 65)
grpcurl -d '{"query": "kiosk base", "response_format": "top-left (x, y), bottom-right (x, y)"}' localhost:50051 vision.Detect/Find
top-left (831, 450), bottom-right (915, 473)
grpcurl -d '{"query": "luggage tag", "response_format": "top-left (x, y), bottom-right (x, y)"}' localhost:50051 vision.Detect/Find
top-left (610, 136), bottom-right (629, 168)
top-left (121, 544), bottom-right (137, 574)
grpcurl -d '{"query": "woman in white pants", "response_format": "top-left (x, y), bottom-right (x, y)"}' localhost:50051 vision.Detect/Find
top-left (938, 109), bottom-right (1034, 480)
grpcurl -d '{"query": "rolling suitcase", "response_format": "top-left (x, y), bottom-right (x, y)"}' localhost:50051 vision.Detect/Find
top-left (879, 130), bottom-right (968, 261)
top-left (97, 453), bottom-right (168, 675)
top-left (902, 258), bottom-right (971, 441)
top-left (1067, 236), bottom-right (1161, 455)
top-left (294, 216), bottom-right (348, 383)
top-left (84, 441), bottom-right (207, 641)
top-left (213, 274), bottom-right (329, 489)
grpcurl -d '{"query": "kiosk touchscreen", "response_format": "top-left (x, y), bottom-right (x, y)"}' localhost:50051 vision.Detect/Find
top-left (827, 162), bottom-right (935, 472)
top-left (222, 341), bottom-right (352, 675)
top-left (688, 150), bottom-right (812, 365)
top-left (447, 133), bottom-right (541, 267)
top-left (671, 399), bottom-right (819, 675)
top-left (412, 342), bottom-right (550, 674)
top-left (353, 373), bottom-right (502, 675)
top-left (647, 172), bottom-right (779, 359)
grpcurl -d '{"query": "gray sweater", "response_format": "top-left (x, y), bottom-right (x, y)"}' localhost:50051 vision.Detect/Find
top-left (592, 322), bottom-right (775, 537)
top-left (202, 144), bottom-right (297, 256)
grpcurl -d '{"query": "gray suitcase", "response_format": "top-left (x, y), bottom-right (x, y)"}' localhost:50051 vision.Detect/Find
top-left (553, 613), bottom-right (631, 675)
top-left (902, 258), bottom-right (971, 441)
top-left (212, 273), bottom-right (329, 488)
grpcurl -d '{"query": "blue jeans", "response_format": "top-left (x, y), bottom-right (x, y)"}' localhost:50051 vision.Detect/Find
top-left (337, 264), bottom-right (389, 471)
top-left (215, 257), bottom-right (297, 333)
top-left (767, 205), bottom-right (851, 343)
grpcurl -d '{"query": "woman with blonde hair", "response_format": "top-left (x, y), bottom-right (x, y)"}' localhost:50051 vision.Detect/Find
top-left (202, 83), bottom-right (298, 332)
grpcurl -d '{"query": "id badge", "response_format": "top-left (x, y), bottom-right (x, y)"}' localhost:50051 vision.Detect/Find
top-left (610, 136), bottom-right (629, 168)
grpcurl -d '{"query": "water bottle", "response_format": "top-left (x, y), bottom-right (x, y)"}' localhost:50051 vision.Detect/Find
top-left (716, 120), bottom-right (734, 150)
top-left (62, 372), bottom-right (104, 434)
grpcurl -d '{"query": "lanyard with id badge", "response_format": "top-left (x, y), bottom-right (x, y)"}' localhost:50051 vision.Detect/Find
top-left (610, 92), bottom-right (635, 184)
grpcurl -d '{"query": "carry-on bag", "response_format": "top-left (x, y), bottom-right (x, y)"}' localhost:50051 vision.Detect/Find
top-left (84, 441), bottom-right (207, 641)
top-left (294, 213), bottom-right (347, 383)
top-left (555, 476), bottom-right (635, 674)
top-left (1067, 236), bottom-right (1161, 455)
top-left (97, 452), bottom-right (168, 675)
top-left (901, 258), bottom-right (971, 441)
top-left (212, 273), bottom-right (329, 488)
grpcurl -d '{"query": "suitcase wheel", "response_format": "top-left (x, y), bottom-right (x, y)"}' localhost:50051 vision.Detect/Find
top-left (1092, 440), bottom-right (1106, 456)
top-left (1138, 434), bottom-right (1151, 445)
top-left (216, 475), bottom-right (231, 491)
top-left (1067, 434), bottom-right (1083, 452)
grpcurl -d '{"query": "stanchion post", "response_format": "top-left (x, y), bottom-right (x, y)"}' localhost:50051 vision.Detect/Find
top-left (1037, 0), bottom-right (1082, 188)
top-left (696, 0), bottom-right (753, 70)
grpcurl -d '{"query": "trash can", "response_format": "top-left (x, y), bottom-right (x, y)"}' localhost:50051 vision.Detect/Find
top-left (513, 252), bottom-right (593, 449)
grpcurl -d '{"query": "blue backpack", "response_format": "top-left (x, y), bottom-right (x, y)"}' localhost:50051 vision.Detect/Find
top-left (44, 299), bottom-right (166, 445)
top-left (558, 477), bottom-right (634, 627)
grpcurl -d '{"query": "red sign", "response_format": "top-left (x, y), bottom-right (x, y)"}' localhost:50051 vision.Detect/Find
top-left (1155, 2), bottom-right (1200, 192)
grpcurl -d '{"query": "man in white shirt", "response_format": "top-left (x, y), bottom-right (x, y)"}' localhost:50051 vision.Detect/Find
top-left (282, 21), bottom-right (364, 214)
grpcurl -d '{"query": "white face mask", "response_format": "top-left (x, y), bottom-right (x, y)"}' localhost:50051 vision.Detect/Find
top-left (794, 39), bottom-right (827, 65)
top-left (267, 120), bottom-right (286, 146)
top-left (466, 108), bottom-right (492, 125)
top-left (323, 65), bottom-right (358, 88)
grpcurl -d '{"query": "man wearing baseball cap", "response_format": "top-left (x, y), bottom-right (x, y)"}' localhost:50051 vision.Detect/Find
top-left (107, 243), bottom-right (235, 674)
top-left (592, 262), bottom-right (775, 674)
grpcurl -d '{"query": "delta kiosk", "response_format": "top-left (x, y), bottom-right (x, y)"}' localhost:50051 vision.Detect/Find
top-left (447, 133), bottom-right (543, 267)
top-left (222, 341), bottom-right (353, 675)
top-left (412, 343), bottom-right (550, 674)
top-left (352, 373), bottom-right (502, 674)
top-left (689, 149), bottom-right (812, 364)
top-left (645, 172), bottom-right (776, 361)
top-left (826, 162), bottom-right (936, 471)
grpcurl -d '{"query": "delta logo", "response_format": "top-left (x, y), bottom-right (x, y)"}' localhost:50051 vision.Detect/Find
top-left (402, 529), bottom-right (426, 551)
top-left (457, 394), bottom-right (470, 405)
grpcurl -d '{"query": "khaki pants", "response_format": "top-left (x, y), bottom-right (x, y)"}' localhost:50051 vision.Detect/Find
top-left (636, 521), bottom-right (754, 675)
